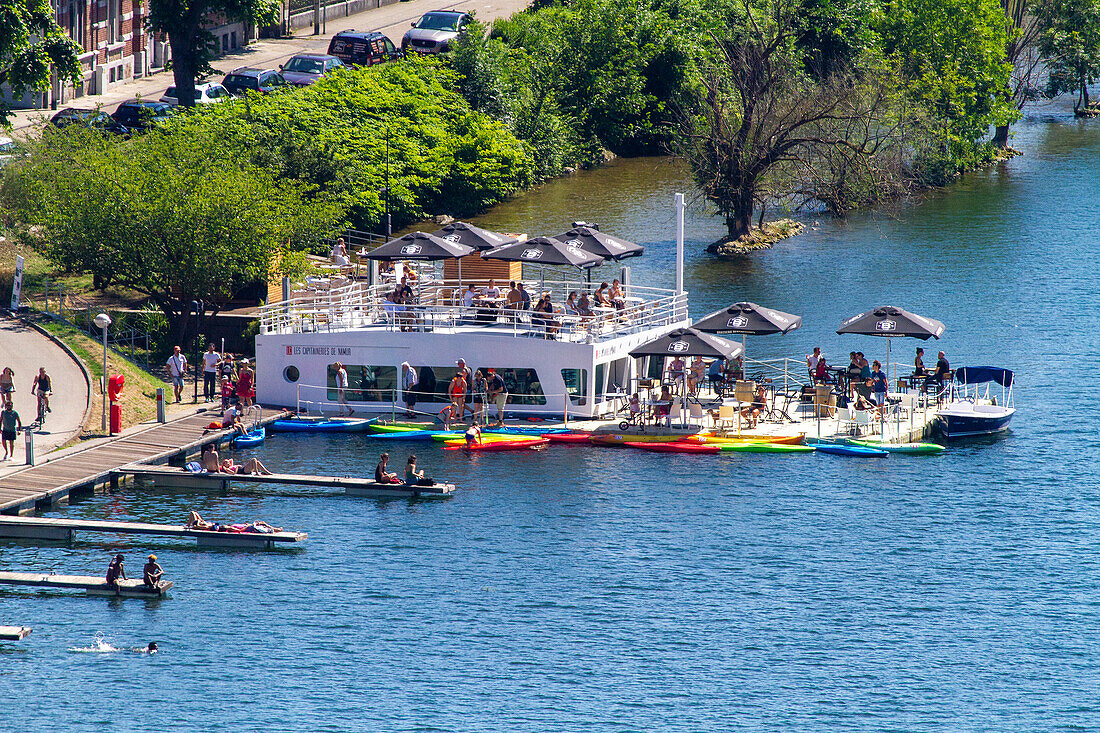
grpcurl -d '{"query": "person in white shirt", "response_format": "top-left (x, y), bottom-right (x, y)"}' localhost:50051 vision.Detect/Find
top-left (166, 346), bottom-right (188, 403)
top-left (334, 362), bottom-right (353, 416)
top-left (330, 237), bottom-right (350, 266)
top-left (202, 344), bottom-right (221, 402)
top-left (806, 347), bottom-right (824, 378)
top-left (480, 279), bottom-right (501, 299)
top-left (401, 362), bottom-right (418, 417)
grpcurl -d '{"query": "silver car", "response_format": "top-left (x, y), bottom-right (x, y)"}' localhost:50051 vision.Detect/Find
top-left (401, 11), bottom-right (470, 54)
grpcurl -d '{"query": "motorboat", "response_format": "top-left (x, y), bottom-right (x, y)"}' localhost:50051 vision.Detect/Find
top-left (935, 366), bottom-right (1015, 438)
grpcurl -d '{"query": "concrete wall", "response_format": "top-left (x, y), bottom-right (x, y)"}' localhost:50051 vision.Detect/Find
top-left (287, 0), bottom-right (400, 32)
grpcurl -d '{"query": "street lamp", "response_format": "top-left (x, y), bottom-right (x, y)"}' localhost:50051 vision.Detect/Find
top-left (93, 313), bottom-right (111, 432)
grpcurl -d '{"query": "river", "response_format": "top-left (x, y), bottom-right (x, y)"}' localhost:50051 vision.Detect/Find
top-left (3, 100), bottom-right (1100, 731)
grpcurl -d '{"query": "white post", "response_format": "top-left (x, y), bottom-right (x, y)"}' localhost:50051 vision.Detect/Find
top-left (674, 193), bottom-right (685, 295)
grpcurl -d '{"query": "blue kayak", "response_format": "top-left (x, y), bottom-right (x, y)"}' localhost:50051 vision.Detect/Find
top-left (815, 443), bottom-right (888, 457)
top-left (270, 417), bottom-right (377, 433)
top-left (233, 427), bottom-right (265, 447)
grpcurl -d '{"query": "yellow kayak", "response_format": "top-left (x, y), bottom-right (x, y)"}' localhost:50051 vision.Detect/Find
top-left (704, 433), bottom-right (805, 445)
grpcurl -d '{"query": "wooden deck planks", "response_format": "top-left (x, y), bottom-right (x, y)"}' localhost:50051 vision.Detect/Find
top-left (0, 515), bottom-right (306, 544)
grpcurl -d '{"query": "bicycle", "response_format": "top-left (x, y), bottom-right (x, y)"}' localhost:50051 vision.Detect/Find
top-left (34, 391), bottom-right (50, 427)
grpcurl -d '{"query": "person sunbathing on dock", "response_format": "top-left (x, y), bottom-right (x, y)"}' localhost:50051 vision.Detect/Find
top-left (185, 511), bottom-right (215, 530)
top-left (219, 457), bottom-right (272, 475)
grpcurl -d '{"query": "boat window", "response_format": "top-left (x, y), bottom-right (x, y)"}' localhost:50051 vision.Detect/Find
top-left (482, 368), bottom-right (546, 405)
top-left (411, 366), bottom-right (460, 403)
top-left (594, 363), bottom-right (606, 402)
top-left (561, 368), bottom-right (588, 406)
top-left (283, 366), bottom-right (300, 383)
top-left (607, 358), bottom-right (629, 394)
top-left (327, 364), bottom-right (397, 401)
top-left (645, 356), bottom-right (664, 380)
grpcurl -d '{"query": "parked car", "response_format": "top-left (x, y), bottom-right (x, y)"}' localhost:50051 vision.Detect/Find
top-left (401, 11), bottom-right (471, 54)
top-left (0, 136), bottom-right (19, 168)
top-left (279, 53), bottom-right (345, 86)
top-left (327, 30), bottom-right (402, 67)
top-left (160, 82), bottom-right (231, 106)
top-left (112, 99), bottom-right (174, 131)
top-left (49, 108), bottom-right (130, 135)
top-left (221, 67), bottom-right (287, 96)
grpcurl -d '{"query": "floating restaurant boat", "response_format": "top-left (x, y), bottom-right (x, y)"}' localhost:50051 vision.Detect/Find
top-left (935, 367), bottom-right (1015, 438)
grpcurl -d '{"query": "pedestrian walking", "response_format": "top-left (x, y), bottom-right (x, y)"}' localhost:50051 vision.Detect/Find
top-left (166, 346), bottom-right (187, 403)
top-left (202, 343), bottom-right (220, 402)
top-left (1, 401), bottom-right (21, 460)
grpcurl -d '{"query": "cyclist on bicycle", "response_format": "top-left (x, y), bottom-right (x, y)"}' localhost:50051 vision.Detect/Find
top-left (31, 367), bottom-right (51, 420)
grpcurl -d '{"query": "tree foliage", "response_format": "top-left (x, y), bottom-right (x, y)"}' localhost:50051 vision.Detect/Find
top-left (0, 0), bottom-right (81, 124)
top-left (148, 0), bottom-right (278, 108)
top-left (0, 126), bottom-right (343, 345)
top-left (1035, 0), bottom-right (1100, 112)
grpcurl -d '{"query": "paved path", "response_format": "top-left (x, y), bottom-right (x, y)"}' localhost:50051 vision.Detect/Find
top-left (0, 316), bottom-right (89, 458)
top-left (7, 0), bottom-right (532, 135)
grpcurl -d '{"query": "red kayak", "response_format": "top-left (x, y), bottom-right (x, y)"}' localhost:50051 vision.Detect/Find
top-left (622, 441), bottom-right (720, 454)
top-left (443, 438), bottom-right (550, 451)
top-left (544, 432), bottom-right (593, 443)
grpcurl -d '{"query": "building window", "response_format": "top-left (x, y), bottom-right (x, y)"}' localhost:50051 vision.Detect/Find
top-left (327, 364), bottom-right (397, 402)
top-left (561, 369), bottom-right (588, 406)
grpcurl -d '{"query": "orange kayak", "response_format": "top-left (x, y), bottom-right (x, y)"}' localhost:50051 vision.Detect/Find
top-left (704, 433), bottom-right (805, 445)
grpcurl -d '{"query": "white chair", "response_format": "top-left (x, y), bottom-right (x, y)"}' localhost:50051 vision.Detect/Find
top-left (717, 404), bottom-right (737, 430)
top-left (853, 409), bottom-right (874, 435)
top-left (669, 402), bottom-right (683, 426)
top-left (688, 401), bottom-right (706, 426)
top-left (836, 406), bottom-right (854, 434)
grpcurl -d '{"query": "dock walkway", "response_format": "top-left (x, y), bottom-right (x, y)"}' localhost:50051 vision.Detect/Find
top-left (0, 408), bottom-right (287, 514)
top-left (0, 571), bottom-right (172, 597)
top-left (0, 515), bottom-right (306, 548)
top-left (0, 626), bottom-right (32, 640)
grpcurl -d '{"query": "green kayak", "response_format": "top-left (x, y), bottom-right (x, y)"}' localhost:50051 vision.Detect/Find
top-left (850, 440), bottom-right (945, 455)
top-left (718, 442), bottom-right (815, 453)
top-left (367, 422), bottom-right (432, 434)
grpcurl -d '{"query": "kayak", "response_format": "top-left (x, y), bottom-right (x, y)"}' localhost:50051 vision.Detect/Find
top-left (590, 433), bottom-right (707, 446)
top-left (373, 430), bottom-right (458, 441)
top-left (232, 427), bottom-right (265, 447)
top-left (704, 433), bottom-right (806, 445)
top-left (367, 422), bottom-right (429, 434)
top-left (717, 442), bottom-right (814, 454)
top-left (485, 427), bottom-right (572, 436)
top-left (270, 417), bottom-right (376, 433)
top-left (850, 440), bottom-right (945, 455)
top-left (441, 434), bottom-right (534, 446)
top-left (815, 443), bottom-right (888, 457)
top-left (623, 441), bottom-right (720, 454)
top-left (544, 432), bottom-right (594, 443)
top-left (443, 438), bottom-right (550, 451)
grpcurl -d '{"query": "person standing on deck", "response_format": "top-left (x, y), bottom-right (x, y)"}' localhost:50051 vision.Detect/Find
top-left (143, 555), bottom-right (164, 591)
top-left (401, 362), bottom-right (418, 417)
top-left (166, 346), bottom-right (187, 403)
top-left (447, 367), bottom-right (468, 428)
top-left (1, 401), bottom-right (22, 460)
top-left (202, 344), bottom-right (220, 402)
top-left (334, 362), bottom-right (353, 416)
top-left (487, 368), bottom-right (507, 427)
top-left (106, 553), bottom-right (126, 589)
top-left (236, 359), bottom-right (255, 408)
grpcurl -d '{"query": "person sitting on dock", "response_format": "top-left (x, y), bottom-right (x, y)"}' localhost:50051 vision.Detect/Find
top-left (929, 351), bottom-right (951, 401)
top-left (106, 554), bottom-right (126, 589)
top-left (220, 456), bottom-right (273, 476)
top-left (405, 455), bottom-right (434, 486)
top-left (375, 452), bottom-right (400, 484)
top-left (143, 555), bottom-right (164, 591)
top-left (220, 404), bottom-right (248, 437)
top-left (465, 420), bottom-right (483, 447)
top-left (741, 384), bottom-right (768, 428)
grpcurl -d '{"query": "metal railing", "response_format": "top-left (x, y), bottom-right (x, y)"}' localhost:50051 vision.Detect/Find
top-left (259, 279), bottom-right (690, 343)
top-left (36, 280), bottom-right (152, 369)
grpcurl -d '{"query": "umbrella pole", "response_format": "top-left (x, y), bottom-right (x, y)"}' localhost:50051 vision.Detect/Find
top-left (882, 337), bottom-right (889, 439)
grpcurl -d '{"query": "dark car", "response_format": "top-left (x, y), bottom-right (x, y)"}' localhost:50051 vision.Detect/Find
top-left (327, 30), bottom-right (401, 67)
top-left (221, 67), bottom-right (287, 96)
top-left (49, 108), bottom-right (129, 135)
top-left (402, 11), bottom-right (471, 54)
top-left (279, 53), bottom-right (345, 86)
top-left (112, 99), bottom-right (174, 131)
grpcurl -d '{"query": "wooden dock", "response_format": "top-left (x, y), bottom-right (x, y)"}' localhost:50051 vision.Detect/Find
top-left (115, 466), bottom-right (455, 498)
top-left (0, 408), bottom-right (288, 514)
top-left (0, 571), bottom-right (173, 597)
top-left (0, 515), bottom-right (306, 548)
top-left (0, 626), bottom-right (32, 640)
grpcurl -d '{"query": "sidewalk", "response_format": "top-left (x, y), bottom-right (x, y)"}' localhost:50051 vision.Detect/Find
top-left (7, 0), bottom-right (531, 136)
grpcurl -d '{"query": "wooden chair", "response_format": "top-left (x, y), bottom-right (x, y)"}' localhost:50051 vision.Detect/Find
top-left (716, 404), bottom-right (737, 430)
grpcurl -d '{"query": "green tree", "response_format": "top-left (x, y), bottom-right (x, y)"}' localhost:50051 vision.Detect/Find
top-left (148, 0), bottom-right (277, 108)
top-left (0, 0), bottom-right (81, 124)
top-left (1, 126), bottom-right (343, 345)
top-left (1035, 0), bottom-right (1100, 113)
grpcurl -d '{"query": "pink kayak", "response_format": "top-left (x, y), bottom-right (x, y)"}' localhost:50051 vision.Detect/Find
top-left (443, 438), bottom-right (550, 451)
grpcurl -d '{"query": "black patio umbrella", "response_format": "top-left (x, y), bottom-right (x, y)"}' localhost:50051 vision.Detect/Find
top-left (693, 301), bottom-right (802, 336)
top-left (482, 236), bottom-right (604, 269)
top-left (551, 226), bottom-right (644, 261)
top-left (628, 327), bottom-right (744, 360)
top-left (431, 221), bottom-right (517, 251)
top-left (366, 231), bottom-right (475, 261)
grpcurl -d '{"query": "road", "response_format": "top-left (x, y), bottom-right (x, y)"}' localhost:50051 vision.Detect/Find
top-left (0, 316), bottom-right (90, 460)
top-left (7, 0), bottom-right (532, 135)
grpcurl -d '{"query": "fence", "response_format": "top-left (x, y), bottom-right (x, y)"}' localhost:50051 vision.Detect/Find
top-left (32, 279), bottom-right (153, 370)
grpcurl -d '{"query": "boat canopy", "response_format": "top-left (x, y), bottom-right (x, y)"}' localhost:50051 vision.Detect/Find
top-left (954, 366), bottom-right (1013, 387)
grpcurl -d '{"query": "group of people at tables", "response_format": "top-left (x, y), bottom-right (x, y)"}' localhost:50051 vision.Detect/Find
top-left (806, 346), bottom-right (952, 413)
top-left (621, 355), bottom-right (772, 428)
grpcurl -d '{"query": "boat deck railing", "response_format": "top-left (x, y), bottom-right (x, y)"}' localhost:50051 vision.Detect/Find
top-left (258, 279), bottom-right (689, 343)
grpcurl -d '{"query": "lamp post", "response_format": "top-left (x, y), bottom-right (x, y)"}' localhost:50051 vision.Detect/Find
top-left (191, 300), bottom-right (204, 404)
top-left (384, 122), bottom-right (392, 238)
top-left (94, 313), bottom-right (111, 433)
